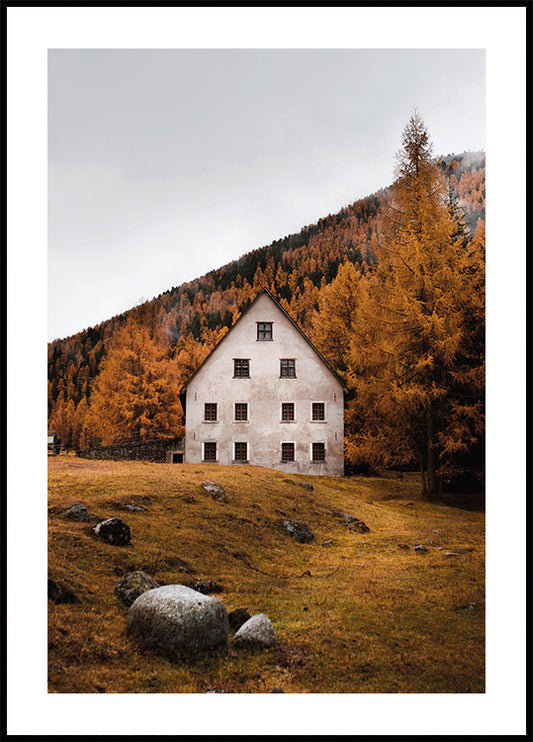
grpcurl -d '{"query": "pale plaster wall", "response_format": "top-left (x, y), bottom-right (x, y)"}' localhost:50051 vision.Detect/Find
top-left (184, 292), bottom-right (344, 476)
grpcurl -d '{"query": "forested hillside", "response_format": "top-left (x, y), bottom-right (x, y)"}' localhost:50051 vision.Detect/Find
top-left (48, 128), bottom-right (485, 494)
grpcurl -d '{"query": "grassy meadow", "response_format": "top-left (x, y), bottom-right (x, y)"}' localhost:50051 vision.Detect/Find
top-left (48, 456), bottom-right (485, 693)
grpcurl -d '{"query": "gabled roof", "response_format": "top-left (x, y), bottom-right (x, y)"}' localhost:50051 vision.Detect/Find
top-left (180, 288), bottom-right (347, 396)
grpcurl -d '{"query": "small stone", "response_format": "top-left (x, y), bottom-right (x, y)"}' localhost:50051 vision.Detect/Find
top-left (333, 511), bottom-right (370, 533)
top-left (114, 571), bottom-right (159, 607)
top-left (414, 544), bottom-right (428, 553)
top-left (296, 482), bottom-right (314, 492)
top-left (278, 519), bottom-right (314, 543)
top-left (232, 613), bottom-right (275, 649)
top-left (124, 504), bottom-right (146, 512)
top-left (93, 517), bottom-right (131, 546)
top-left (201, 481), bottom-right (226, 502)
top-left (444, 551), bottom-right (460, 557)
top-left (60, 502), bottom-right (101, 523)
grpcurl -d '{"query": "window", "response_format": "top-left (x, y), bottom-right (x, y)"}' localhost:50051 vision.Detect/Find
top-left (234, 359), bottom-right (250, 378)
top-left (257, 322), bottom-right (273, 341)
top-left (312, 402), bottom-right (325, 421)
top-left (204, 442), bottom-right (217, 462)
top-left (281, 442), bottom-right (295, 462)
top-left (234, 442), bottom-right (248, 462)
top-left (281, 402), bottom-right (295, 421)
top-left (204, 403), bottom-right (217, 422)
top-left (280, 359), bottom-right (296, 378)
top-left (235, 403), bottom-right (248, 421)
top-left (312, 442), bottom-right (325, 461)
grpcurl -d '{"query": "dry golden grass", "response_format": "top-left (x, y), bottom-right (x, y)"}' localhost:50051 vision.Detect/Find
top-left (48, 456), bottom-right (484, 693)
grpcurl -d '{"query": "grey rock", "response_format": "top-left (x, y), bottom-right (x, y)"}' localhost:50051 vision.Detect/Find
top-left (414, 544), bottom-right (429, 553)
top-left (124, 504), bottom-right (146, 512)
top-left (60, 501), bottom-right (102, 523)
top-left (127, 584), bottom-right (228, 655)
top-left (296, 482), bottom-right (314, 492)
top-left (278, 519), bottom-right (314, 543)
top-left (333, 511), bottom-right (370, 533)
top-left (93, 517), bottom-right (131, 546)
top-left (114, 571), bottom-right (160, 607)
top-left (201, 481), bottom-right (226, 502)
top-left (232, 613), bottom-right (275, 649)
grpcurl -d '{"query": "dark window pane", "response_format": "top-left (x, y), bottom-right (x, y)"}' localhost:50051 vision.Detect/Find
top-left (235, 403), bottom-right (248, 421)
top-left (280, 359), bottom-right (296, 378)
top-left (204, 442), bottom-right (217, 461)
top-left (312, 442), bottom-right (325, 461)
top-left (234, 359), bottom-right (250, 378)
top-left (281, 402), bottom-right (295, 421)
top-left (234, 442), bottom-right (248, 461)
top-left (312, 403), bottom-right (325, 421)
top-left (204, 403), bottom-right (217, 421)
top-left (281, 442), bottom-right (295, 462)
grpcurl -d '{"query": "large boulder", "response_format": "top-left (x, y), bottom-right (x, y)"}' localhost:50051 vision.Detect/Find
top-left (278, 519), bottom-right (314, 543)
top-left (114, 571), bottom-right (160, 607)
top-left (232, 613), bottom-right (275, 649)
top-left (93, 517), bottom-right (131, 546)
top-left (127, 584), bottom-right (228, 655)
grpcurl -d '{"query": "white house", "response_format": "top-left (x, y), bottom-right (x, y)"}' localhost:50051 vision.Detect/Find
top-left (181, 289), bottom-right (345, 476)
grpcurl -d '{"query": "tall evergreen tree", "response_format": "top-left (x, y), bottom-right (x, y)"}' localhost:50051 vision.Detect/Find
top-left (342, 112), bottom-right (484, 497)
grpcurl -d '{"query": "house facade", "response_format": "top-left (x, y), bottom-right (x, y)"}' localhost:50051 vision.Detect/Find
top-left (181, 289), bottom-right (345, 476)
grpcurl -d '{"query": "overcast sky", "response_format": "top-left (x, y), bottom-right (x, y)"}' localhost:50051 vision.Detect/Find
top-left (48, 48), bottom-right (485, 341)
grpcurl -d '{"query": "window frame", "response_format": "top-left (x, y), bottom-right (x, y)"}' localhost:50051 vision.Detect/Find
top-left (233, 441), bottom-right (248, 463)
top-left (233, 358), bottom-right (250, 378)
top-left (280, 358), bottom-right (296, 378)
top-left (311, 402), bottom-right (326, 422)
top-left (311, 441), bottom-right (326, 462)
top-left (281, 402), bottom-right (295, 422)
top-left (203, 402), bottom-right (218, 422)
top-left (203, 441), bottom-right (217, 462)
top-left (234, 402), bottom-right (249, 422)
top-left (256, 322), bottom-right (273, 341)
top-left (281, 441), bottom-right (295, 463)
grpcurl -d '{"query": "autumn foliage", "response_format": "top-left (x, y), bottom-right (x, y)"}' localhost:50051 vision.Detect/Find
top-left (48, 117), bottom-right (485, 494)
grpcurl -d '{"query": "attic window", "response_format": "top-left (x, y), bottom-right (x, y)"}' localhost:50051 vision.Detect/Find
top-left (257, 322), bottom-right (273, 341)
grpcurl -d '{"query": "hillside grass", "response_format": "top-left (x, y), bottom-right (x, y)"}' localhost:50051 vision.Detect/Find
top-left (48, 457), bottom-right (485, 693)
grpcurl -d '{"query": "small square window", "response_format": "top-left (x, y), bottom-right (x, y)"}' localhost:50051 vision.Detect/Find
top-left (281, 402), bottom-right (295, 421)
top-left (234, 442), bottom-right (248, 462)
top-left (257, 322), bottom-right (273, 341)
top-left (204, 442), bottom-right (217, 462)
top-left (235, 403), bottom-right (248, 421)
top-left (280, 359), bottom-right (296, 378)
top-left (312, 442), bottom-right (325, 462)
top-left (204, 403), bottom-right (217, 421)
top-left (281, 442), bottom-right (295, 462)
top-left (234, 359), bottom-right (250, 378)
top-left (312, 403), bottom-right (325, 421)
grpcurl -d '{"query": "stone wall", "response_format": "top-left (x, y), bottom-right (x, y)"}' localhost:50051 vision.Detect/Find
top-left (77, 437), bottom-right (185, 463)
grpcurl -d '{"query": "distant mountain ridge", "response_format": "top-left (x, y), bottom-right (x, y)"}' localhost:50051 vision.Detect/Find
top-left (48, 150), bottom-right (485, 449)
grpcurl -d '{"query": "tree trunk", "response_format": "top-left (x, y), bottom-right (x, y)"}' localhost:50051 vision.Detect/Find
top-left (426, 403), bottom-right (437, 499)
top-left (417, 448), bottom-right (428, 499)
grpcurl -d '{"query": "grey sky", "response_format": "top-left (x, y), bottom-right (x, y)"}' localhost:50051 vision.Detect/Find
top-left (48, 48), bottom-right (485, 341)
